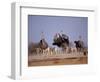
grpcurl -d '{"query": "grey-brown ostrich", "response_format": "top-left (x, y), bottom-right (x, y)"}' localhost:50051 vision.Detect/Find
top-left (28, 39), bottom-right (48, 55)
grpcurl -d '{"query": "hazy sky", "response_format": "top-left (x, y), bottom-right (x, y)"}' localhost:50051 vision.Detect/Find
top-left (28, 15), bottom-right (88, 47)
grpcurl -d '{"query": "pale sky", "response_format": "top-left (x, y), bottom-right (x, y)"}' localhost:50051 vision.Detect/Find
top-left (28, 15), bottom-right (88, 47)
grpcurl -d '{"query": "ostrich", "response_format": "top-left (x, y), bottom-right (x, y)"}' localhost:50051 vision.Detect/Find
top-left (74, 40), bottom-right (84, 52)
top-left (52, 33), bottom-right (70, 52)
top-left (28, 32), bottom-right (48, 55)
top-left (74, 36), bottom-right (84, 53)
top-left (28, 39), bottom-right (48, 55)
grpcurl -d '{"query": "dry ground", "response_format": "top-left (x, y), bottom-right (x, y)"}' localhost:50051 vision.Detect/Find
top-left (28, 57), bottom-right (87, 66)
top-left (28, 53), bottom-right (88, 66)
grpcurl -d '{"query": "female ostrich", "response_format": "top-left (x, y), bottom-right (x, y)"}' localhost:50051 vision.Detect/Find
top-left (28, 32), bottom-right (48, 54)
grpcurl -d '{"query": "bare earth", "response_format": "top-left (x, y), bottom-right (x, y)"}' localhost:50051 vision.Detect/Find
top-left (28, 53), bottom-right (88, 66)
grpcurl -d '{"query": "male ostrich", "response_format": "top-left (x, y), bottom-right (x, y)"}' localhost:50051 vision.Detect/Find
top-left (74, 40), bottom-right (84, 52)
top-left (52, 33), bottom-right (69, 51)
top-left (74, 36), bottom-right (84, 53)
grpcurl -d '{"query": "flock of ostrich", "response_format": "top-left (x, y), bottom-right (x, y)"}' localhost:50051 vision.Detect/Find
top-left (28, 32), bottom-right (88, 56)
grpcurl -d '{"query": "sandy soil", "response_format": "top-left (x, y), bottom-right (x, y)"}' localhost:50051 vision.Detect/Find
top-left (28, 54), bottom-right (88, 66)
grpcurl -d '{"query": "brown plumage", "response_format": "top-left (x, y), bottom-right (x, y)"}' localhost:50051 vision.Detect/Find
top-left (28, 39), bottom-right (48, 54)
